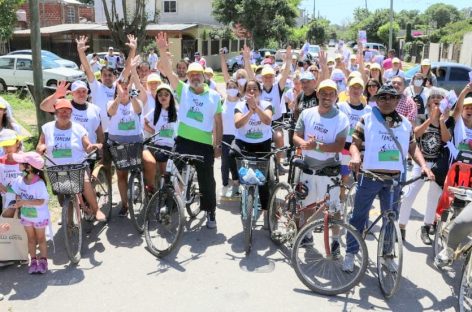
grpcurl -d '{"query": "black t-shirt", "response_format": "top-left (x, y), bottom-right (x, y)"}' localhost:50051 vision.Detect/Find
top-left (417, 117), bottom-right (453, 162)
top-left (294, 91), bottom-right (317, 121)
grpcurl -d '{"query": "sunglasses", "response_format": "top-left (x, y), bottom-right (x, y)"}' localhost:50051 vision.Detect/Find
top-left (377, 95), bottom-right (400, 101)
top-left (309, 69), bottom-right (318, 73)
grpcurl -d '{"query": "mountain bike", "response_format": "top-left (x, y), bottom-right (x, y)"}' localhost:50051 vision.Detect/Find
top-left (143, 147), bottom-right (203, 257)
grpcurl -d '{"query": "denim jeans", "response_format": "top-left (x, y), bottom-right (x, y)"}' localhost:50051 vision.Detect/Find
top-left (346, 174), bottom-right (402, 254)
top-left (221, 135), bottom-right (237, 186)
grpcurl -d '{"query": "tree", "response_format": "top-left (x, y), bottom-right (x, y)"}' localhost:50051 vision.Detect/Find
top-left (212, 0), bottom-right (299, 48)
top-left (306, 18), bottom-right (330, 45)
top-left (101, 0), bottom-right (151, 55)
top-left (405, 23), bottom-right (413, 42)
top-left (377, 22), bottom-right (400, 47)
top-left (424, 3), bottom-right (460, 28)
top-left (0, 0), bottom-right (25, 41)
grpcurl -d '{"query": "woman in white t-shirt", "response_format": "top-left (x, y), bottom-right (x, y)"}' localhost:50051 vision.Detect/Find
top-left (107, 78), bottom-right (143, 216)
top-left (36, 99), bottom-right (105, 221)
top-left (143, 84), bottom-right (177, 191)
top-left (220, 79), bottom-right (242, 197)
top-left (230, 79), bottom-right (273, 212)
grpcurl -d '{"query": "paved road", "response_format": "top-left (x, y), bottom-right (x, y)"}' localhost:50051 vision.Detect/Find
top-left (0, 157), bottom-right (461, 311)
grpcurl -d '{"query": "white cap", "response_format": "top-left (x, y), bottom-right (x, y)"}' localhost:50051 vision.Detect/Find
top-left (71, 80), bottom-right (88, 92)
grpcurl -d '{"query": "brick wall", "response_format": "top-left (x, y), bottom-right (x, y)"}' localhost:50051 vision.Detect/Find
top-left (79, 6), bottom-right (94, 22)
top-left (19, 2), bottom-right (95, 27)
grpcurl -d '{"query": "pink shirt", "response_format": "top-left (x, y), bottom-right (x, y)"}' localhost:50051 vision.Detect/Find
top-left (382, 58), bottom-right (393, 70)
top-left (396, 95), bottom-right (417, 123)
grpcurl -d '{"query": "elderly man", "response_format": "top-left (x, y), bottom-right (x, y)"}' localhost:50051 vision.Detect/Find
top-left (157, 32), bottom-right (222, 229)
top-left (343, 84), bottom-right (434, 273)
top-left (293, 71), bottom-right (318, 121)
top-left (391, 76), bottom-right (417, 124)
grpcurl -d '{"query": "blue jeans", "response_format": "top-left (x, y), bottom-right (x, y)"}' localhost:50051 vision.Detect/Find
top-left (346, 175), bottom-right (402, 254)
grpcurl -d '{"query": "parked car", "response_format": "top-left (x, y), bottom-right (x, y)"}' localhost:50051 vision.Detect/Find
top-left (307, 45), bottom-right (321, 60)
top-left (226, 54), bottom-right (243, 72)
top-left (86, 51), bottom-right (121, 62)
top-left (0, 54), bottom-right (86, 92)
top-left (405, 62), bottom-right (472, 95)
top-left (328, 39), bottom-right (337, 47)
top-left (8, 49), bottom-right (79, 69)
top-left (275, 49), bottom-right (301, 67)
top-left (353, 42), bottom-right (386, 55)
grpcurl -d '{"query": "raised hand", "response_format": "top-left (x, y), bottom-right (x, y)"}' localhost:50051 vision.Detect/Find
top-left (318, 50), bottom-right (327, 67)
top-left (75, 35), bottom-right (89, 53)
top-left (155, 32), bottom-right (168, 51)
top-left (55, 80), bottom-right (70, 98)
top-left (285, 46), bottom-right (292, 62)
top-left (242, 44), bottom-right (251, 60)
top-left (126, 34), bottom-right (137, 50)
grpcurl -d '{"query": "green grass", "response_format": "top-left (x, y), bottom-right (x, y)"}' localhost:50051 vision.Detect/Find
top-left (213, 71), bottom-right (225, 84)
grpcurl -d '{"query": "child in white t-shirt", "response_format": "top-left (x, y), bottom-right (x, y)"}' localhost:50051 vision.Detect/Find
top-left (9, 152), bottom-right (50, 274)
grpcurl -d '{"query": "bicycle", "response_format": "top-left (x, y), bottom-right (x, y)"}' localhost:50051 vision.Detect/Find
top-left (108, 134), bottom-right (158, 233)
top-left (356, 169), bottom-right (426, 298)
top-left (143, 147), bottom-right (204, 257)
top-left (224, 141), bottom-right (288, 255)
top-left (45, 150), bottom-right (112, 264)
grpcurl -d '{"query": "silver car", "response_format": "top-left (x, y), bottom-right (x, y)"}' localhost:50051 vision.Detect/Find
top-left (405, 62), bottom-right (472, 94)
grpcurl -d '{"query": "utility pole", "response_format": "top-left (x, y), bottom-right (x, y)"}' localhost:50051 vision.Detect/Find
top-left (365, 0), bottom-right (368, 10)
top-left (388, 0), bottom-right (394, 50)
top-left (313, 0), bottom-right (315, 20)
top-left (29, 0), bottom-right (49, 131)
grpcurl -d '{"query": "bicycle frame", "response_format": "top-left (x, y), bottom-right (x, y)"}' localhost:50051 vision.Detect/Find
top-left (241, 184), bottom-right (261, 221)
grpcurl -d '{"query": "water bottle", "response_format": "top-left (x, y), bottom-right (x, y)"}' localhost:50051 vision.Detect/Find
top-left (255, 169), bottom-right (266, 183)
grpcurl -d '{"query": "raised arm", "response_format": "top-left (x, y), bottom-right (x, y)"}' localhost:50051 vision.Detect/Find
top-left (120, 34), bottom-right (138, 82)
top-left (130, 56), bottom-right (148, 104)
top-left (155, 32), bottom-right (179, 90)
top-left (219, 50), bottom-right (231, 83)
top-left (242, 45), bottom-right (255, 80)
top-left (40, 81), bottom-right (70, 113)
top-left (278, 46), bottom-right (292, 91)
top-left (453, 82), bottom-right (472, 121)
top-left (76, 36), bottom-right (95, 83)
top-left (318, 50), bottom-right (330, 82)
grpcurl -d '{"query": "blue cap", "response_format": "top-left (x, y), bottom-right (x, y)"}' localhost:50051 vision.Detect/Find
top-left (300, 72), bottom-right (315, 81)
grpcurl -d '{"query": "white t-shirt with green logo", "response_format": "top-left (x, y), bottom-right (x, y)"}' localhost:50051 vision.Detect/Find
top-left (145, 109), bottom-right (177, 148)
top-left (42, 121), bottom-right (88, 166)
top-left (11, 176), bottom-right (49, 224)
top-left (234, 100), bottom-right (273, 143)
top-left (107, 101), bottom-right (142, 137)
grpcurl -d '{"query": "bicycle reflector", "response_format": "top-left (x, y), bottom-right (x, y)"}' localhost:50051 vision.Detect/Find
top-left (295, 182), bottom-right (309, 200)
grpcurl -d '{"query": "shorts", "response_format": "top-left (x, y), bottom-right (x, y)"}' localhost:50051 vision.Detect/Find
top-left (21, 218), bottom-right (49, 229)
top-left (150, 145), bottom-right (172, 163)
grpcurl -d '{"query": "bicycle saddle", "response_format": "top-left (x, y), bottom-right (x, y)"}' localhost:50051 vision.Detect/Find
top-left (292, 158), bottom-right (313, 175)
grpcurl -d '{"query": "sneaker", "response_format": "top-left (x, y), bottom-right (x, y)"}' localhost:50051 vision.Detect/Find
top-left (381, 255), bottom-right (398, 273)
top-left (232, 185), bottom-right (242, 197)
top-left (420, 225), bottom-right (432, 245)
top-left (206, 212), bottom-right (217, 229)
top-left (221, 185), bottom-right (230, 197)
top-left (300, 233), bottom-right (313, 247)
top-left (28, 258), bottom-right (38, 274)
top-left (277, 163), bottom-right (287, 176)
top-left (37, 258), bottom-right (48, 274)
top-left (343, 253), bottom-right (355, 272)
top-left (434, 247), bottom-right (454, 269)
top-left (331, 240), bottom-right (341, 259)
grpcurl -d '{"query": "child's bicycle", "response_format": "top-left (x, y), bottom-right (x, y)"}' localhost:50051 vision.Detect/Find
top-left (45, 149), bottom-right (112, 264)
top-left (143, 147), bottom-right (203, 257)
top-left (224, 141), bottom-right (288, 255)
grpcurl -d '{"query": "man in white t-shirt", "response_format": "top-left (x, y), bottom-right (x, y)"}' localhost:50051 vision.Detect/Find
top-left (147, 49), bottom-right (159, 71)
top-left (104, 47), bottom-right (119, 70)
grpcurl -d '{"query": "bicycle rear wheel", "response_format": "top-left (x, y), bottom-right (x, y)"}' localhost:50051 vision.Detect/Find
top-left (128, 170), bottom-right (146, 233)
top-left (268, 182), bottom-right (297, 245)
top-left (460, 252), bottom-right (472, 312)
top-left (343, 182), bottom-right (357, 225)
top-left (377, 215), bottom-right (403, 299)
top-left (243, 187), bottom-right (255, 255)
top-left (144, 188), bottom-right (185, 257)
top-left (291, 218), bottom-right (368, 296)
top-left (93, 166), bottom-right (112, 221)
top-left (433, 218), bottom-right (446, 258)
top-left (185, 167), bottom-right (201, 218)
top-left (62, 196), bottom-right (82, 264)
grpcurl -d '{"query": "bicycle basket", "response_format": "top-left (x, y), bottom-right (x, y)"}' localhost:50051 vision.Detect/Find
top-left (109, 142), bottom-right (144, 170)
top-left (46, 163), bottom-right (87, 195)
top-left (236, 158), bottom-right (269, 185)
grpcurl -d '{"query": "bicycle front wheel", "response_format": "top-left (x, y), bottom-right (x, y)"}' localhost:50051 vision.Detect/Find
top-left (128, 171), bottom-right (146, 233)
top-left (460, 252), bottom-right (472, 312)
top-left (377, 216), bottom-right (403, 299)
top-left (268, 182), bottom-right (297, 245)
top-left (185, 167), bottom-right (201, 218)
top-left (433, 218), bottom-right (446, 258)
top-left (343, 182), bottom-right (357, 225)
top-left (62, 196), bottom-right (82, 264)
top-left (243, 187), bottom-right (255, 255)
top-left (93, 166), bottom-right (112, 221)
top-left (291, 218), bottom-right (368, 296)
top-left (144, 188), bottom-right (185, 257)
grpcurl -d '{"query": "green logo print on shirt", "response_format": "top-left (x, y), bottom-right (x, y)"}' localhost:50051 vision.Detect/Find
top-left (21, 207), bottom-right (38, 218)
top-left (378, 150), bottom-right (400, 161)
top-left (186, 107), bottom-right (204, 122)
top-left (160, 128), bottom-right (174, 138)
top-left (459, 142), bottom-right (471, 151)
top-left (245, 129), bottom-right (263, 140)
top-left (52, 148), bottom-right (72, 158)
top-left (118, 120), bottom-right (136, 131)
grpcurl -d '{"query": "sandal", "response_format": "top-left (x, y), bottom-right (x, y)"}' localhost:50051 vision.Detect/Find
top-left (118, 206), bottom-right (129, 217)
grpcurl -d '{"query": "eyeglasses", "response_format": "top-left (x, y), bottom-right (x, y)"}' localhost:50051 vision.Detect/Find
top-left (367, 84), bottom-right (378, 88)
top-left (377, 95), bottom-right (400, 101)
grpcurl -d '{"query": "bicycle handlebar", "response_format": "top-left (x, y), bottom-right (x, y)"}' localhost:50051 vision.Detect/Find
top-left (44, 147), bottom-right (99, 167)
top-left (222, 141), bottom-right (290, 161)
top-left (147, 145), bottom-right (204, 163)
top-left (359, 169), bottom-right (427, 186)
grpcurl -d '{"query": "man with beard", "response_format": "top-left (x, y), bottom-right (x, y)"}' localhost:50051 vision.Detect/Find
top-left (156, 32), bottom-right (222, 229)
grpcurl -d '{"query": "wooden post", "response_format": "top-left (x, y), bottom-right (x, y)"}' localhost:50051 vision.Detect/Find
top-left (29, 0), bottom-right (50, 132)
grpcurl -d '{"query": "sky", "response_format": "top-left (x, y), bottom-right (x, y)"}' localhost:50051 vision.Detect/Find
top-left (299, 0), bottom-right (472, 25)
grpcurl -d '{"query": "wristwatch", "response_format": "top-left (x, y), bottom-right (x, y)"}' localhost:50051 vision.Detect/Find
top-left (215, 145), bottom-right (222, 149)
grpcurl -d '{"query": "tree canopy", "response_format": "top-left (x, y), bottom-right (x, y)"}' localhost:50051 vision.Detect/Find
top-left (0, 0), bottom-right (25, 41)
top-left (212, 0), bottom-right (299, 48)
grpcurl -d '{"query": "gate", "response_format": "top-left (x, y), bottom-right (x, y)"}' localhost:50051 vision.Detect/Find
top-left (182, 39), bottom-right (197, 60)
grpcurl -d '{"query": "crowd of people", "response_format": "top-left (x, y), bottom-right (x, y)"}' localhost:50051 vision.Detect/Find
top-left (0, 33), bottom-right (471, 290)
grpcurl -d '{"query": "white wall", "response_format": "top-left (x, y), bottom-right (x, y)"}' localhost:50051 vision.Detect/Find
top-left (460, 32), bottom-right (472, 67)
top-left (95, 0), bottom-right (156, 24)
top-left (157, 0), bottom-right (217, 25)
